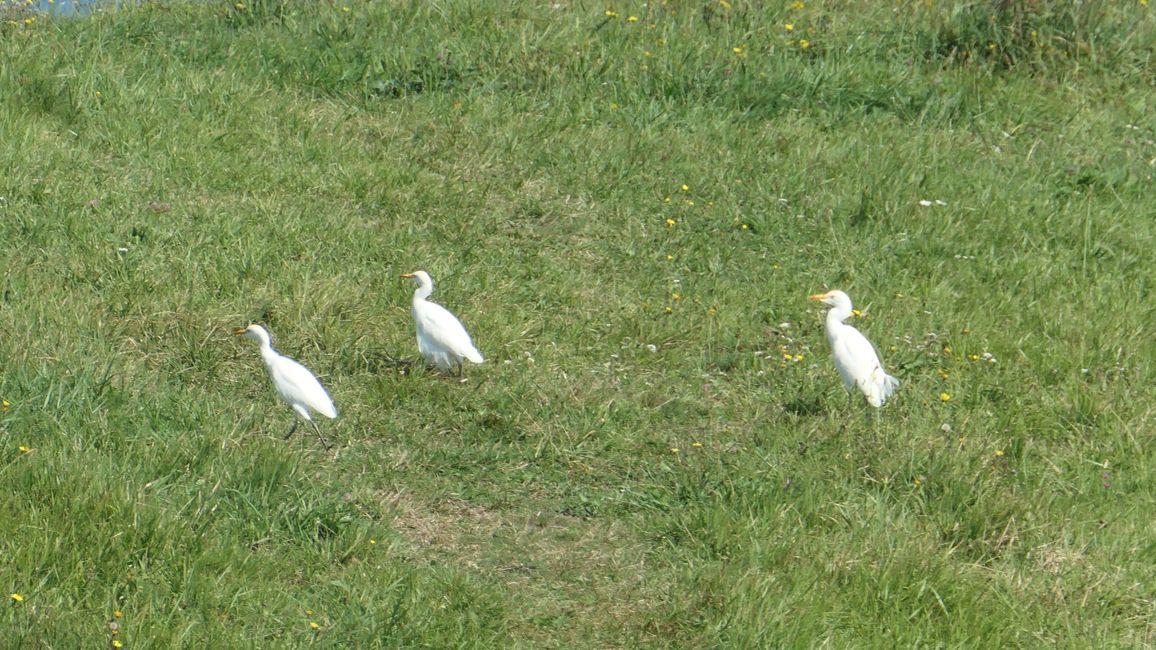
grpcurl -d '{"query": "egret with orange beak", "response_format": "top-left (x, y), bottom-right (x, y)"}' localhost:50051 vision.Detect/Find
top-left (401, 270), bottom-right (484, 378)
top-left (810, 290), bottom-right (899, 408)
top-left (234, 324), bottom-right (337, 448)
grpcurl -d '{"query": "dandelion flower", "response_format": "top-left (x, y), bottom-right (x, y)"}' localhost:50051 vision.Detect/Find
top-left (851, 308), bottom-right (862, 317)
top-left (741, 223), bottom-right (749, 230)
top-left (10, 593), bottom-right (24, 603)
top-left (681, 184), bottom-right (689, 192)
top-left (692, 441), bottom-right (703, 447)
top-left (18, 446), bottom-right (31, 454)
top-left (671, 292), bottom-right (681, 301)
top-left (112, 641), bottom-right (123, 649)
top-left (732, 45), bottom-right (745, 56)
top-left (2, 399), bottom-right (9, 412)
top-left (627, 15), bottom-right (638, 22)
top-left (663, 196), bottom-right (672, 203)
top-left (784, 22), bottom-right (794, 31)
top-left (793, 354), bottom-right (804, 362)
top-left (665, 218), bottom-right (676, 227)
top-left (114, 610), bottom-right (123, 619)
top-left (605, 9), bottom-right (618, 17)
top-left (791, 0), bottom-right (805, 8)
top-left (670, 447), bottom-right (679, 454)
top-left (799, 39), bottom-right (811, 50)
top-left (968, 353), bottom-right (979, 361)
top-left (937, 369), bottom-right (950, 380)
top-left (939, 392), bottom-right (951, 402)
top-left (706, 307), bottom-right (716, 316)
top-left (664, 306), bottom-right (673, 314)
top-left (310, 621), bottom-right (321, 630)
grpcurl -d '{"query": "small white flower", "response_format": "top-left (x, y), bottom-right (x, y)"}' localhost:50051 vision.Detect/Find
top-left (646, 344), bottom-right (658, 353)
top-left (919, 199), bottom-right (933, 206)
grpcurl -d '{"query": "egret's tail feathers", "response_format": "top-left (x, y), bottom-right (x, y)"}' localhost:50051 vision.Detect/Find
top-left (465, 348), bottom-right (484, 364)
top-left (863, 367), bottom-right (900, 408)
top-left (317, 400), bottom-right (338, 420)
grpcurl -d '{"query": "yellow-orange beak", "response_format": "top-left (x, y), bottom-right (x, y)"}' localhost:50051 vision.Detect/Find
top-left (400, 273), bottom-right (415, 279)
top-left (233, 327), bottom-right (248, 336)
top-left (809, 292), bottom-right (830, 301)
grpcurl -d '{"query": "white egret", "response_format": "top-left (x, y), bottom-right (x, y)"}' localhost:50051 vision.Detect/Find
top-left (234, 324), bottom-right (337, 448)
top-left (810, 290), bottom-right (899, 408)
top-left (401, 270), bottom-right (484, 378)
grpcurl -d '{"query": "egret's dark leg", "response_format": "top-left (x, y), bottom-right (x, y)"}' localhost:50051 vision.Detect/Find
top-left (285, 419), bottom-right (299, 440)
top-left (310, 420), bottom-right (332, 450)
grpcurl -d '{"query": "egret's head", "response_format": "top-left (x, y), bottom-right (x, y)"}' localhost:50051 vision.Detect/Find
top-left (234, 323), bottom-right (269, 343)
top-left (809, 290), bottom-right (852, 310)
top-left (401, 270), bottom-right (433, 288)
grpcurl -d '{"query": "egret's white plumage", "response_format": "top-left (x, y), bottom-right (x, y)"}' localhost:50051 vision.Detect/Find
top-left (810, 290), bottom-right (899, 408)
top-left (234, 323), bottom-right (337, 448)
top-left (401, 270), bottom-right (483, 377)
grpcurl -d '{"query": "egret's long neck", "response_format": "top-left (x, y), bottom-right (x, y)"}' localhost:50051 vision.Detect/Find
top-left (826, 304), bottom-right (852, 329)
top-left (413, 283), bottom-right (433, 303)
top-left (257, 336), bottom-right (279, 365)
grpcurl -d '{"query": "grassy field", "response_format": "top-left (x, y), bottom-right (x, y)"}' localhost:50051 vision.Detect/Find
top-left (1, 0), bottom-right (1154, 647)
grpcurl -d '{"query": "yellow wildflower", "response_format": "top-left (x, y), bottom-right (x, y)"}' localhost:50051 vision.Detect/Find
top-left (939, 392), bottom-right (951, 402)
top-left (112, 641), bottom-right (123, 649)
top-left (706, 307), bottom-right (716, 316)
top-left (369, 539), bottom-right (377, 545)
top-left (720, 0), bottom-right (731, 7)
top-left (851, 308), bottom-right (862, 317)
top-left (114, 610), bottom-right (123, 619)
top-left (670, 447), bottom-right (679, 454)
top-left (681, 184), bottom-right (689, 192)
top-left (994, 449), bottom-right (1005, 457)
top-left (784, 22), bottom-right (794, 31)
top-left (10, 593), bottom-right (24, 602)
top-left (799, 39), bottom-right (811, 50)
top-left (605, 9), bottom-right (618, 17)
top-left (793, 354), bottom-right (804, 362)
top-left (666, 254), bottom-right (674, 261)
top-left (19, 446), bottom-right (31, 454)
top-left (665, 218), bottom-right (676, 227)
top-left (692, 441), bottom-right (703, 447)
top-left (627, 15), bottom-right (638, 22)
top-left (2, 399), bottom-right (9, 412)
top-left (310, 621), bottom-right (321, 630)
top-left (671, 293), bottom-right (681, 301)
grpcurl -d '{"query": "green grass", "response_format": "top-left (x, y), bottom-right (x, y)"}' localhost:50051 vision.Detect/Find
top-left (1, 0), bottom-right (1154, 647)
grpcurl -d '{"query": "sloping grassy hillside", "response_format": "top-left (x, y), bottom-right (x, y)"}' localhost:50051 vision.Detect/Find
top-left (1, 1), bottom-right (1153, 647)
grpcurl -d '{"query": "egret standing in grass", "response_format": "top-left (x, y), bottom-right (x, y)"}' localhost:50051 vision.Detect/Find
top-left (234, 324), bottom-right (337, 449)
top-left (810, 290), bottom-right (899, 408)
top-left (401, 270), bottom-right (484, 378)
